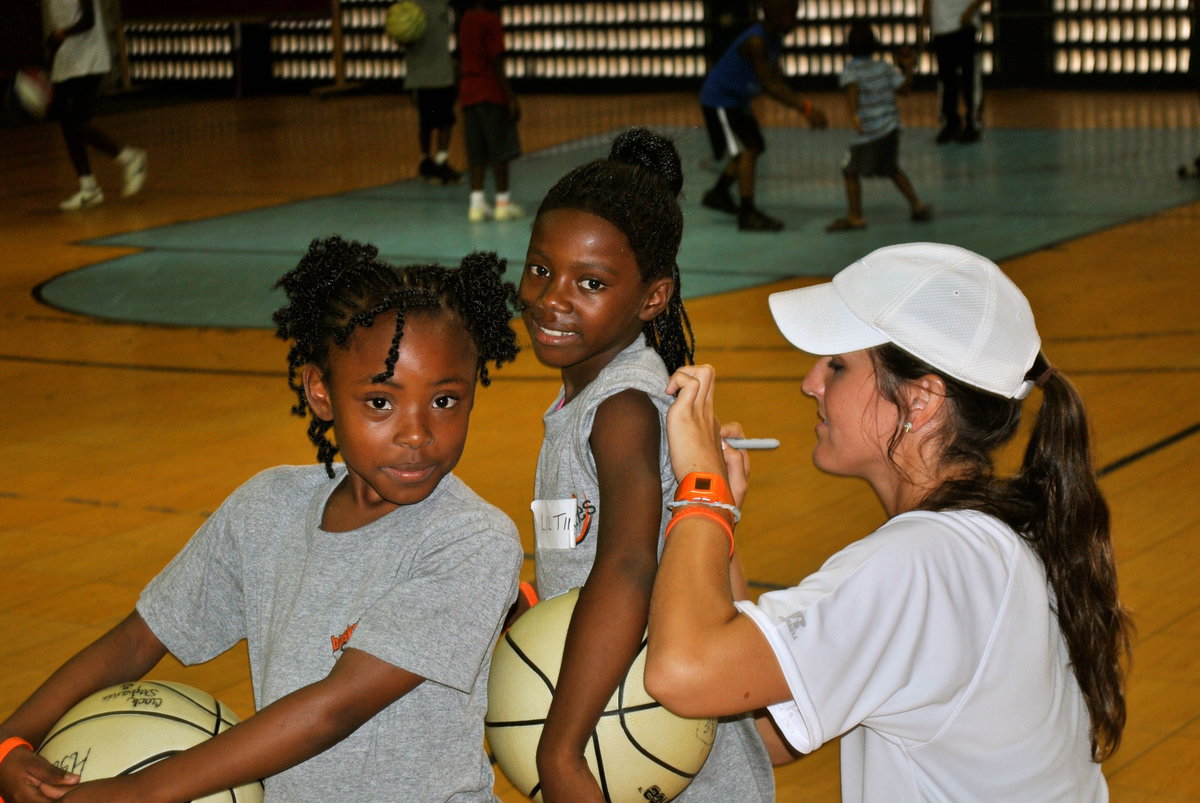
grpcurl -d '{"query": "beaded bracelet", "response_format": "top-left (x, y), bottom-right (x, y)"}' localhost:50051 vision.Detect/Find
top-left (664, 506), bottom-right (735, 558)
top-left (666, 498), bottom-right (741, 524)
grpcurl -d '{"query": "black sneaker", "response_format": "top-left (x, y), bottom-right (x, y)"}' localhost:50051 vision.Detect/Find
top-left (738, 207), bottom-right (784, 232)
top-left (935, 124), bottom-right (960, 144)
top-left (433, 162), bottom-right (464, 184)
top-left (418, 157), bottom-right (438, 181)
top-left (702, 187), bottom-right (739, 215)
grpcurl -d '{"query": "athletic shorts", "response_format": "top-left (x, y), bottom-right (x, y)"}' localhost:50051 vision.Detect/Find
top-left (50, 74), bottom-right (102, 123)
top-left (463, 102), bottom-right (521, 167)
top-left (702, 105), bottom-right (765, 160)
top-left (413, 85), bottom-right (457, 130)
top-left (842, 128), bottom-right (900, 178)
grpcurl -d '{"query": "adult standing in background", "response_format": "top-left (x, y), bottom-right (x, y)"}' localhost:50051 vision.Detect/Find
top-left (43, 0), bottom-right (147, 210)
top-left (405, 0), bottom-right (463, 184)
top-left (921, 0), bottom-right (987, 143)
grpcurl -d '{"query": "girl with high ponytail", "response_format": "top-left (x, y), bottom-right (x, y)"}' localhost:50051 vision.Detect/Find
top-left (517, 128), bottom-right (775, 801)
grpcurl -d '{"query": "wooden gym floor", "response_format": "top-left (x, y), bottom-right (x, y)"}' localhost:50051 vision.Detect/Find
top-left (1, 88), bottom-right (1198, 800)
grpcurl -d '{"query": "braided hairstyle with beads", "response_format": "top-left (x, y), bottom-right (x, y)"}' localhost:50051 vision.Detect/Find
top-left (536, 127), bottom-right (695, 372)
top-left (273, 235), bottom-right (520, 475)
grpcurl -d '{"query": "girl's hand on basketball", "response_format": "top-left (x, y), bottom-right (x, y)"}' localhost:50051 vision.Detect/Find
top-left (0, 746), bottom-right (79, 801)
top-left (665, 365), bottom-right (727, 482)
top-left (57, 775), bottom-right (140, 801)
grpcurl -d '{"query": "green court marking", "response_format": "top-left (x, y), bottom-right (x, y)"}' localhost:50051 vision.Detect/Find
top-left (36, 126), bottom-right (1200, 328)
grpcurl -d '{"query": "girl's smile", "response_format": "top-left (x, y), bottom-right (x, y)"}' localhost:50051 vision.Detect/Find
top-left (519, 208), bottom-right (671, 395)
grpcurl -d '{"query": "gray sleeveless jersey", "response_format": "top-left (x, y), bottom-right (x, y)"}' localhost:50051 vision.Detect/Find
top-left (532, 336), bottom-right (775, 802)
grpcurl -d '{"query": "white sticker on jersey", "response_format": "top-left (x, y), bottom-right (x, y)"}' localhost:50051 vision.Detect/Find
top-left (531, 497), bottom-right (581, 550)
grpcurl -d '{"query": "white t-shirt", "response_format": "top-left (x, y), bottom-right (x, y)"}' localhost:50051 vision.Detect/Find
top-left (735, 509), bottom-right (1106, 802)
top-left (43, 0), bottom-right (111, 83)
top-left (928, 0), bottom-right (983, 36)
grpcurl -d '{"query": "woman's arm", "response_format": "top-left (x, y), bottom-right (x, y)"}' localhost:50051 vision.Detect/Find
top-left (58, 647), bottom-right (423, 802)
top-left (534, 390), bottom-right (664, 803)
top-left (0, 611), bottom-right (166, 802)
top-left (645, 366), bottom-right (791, 719)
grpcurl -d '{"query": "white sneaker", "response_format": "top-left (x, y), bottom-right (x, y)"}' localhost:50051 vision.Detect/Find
top-left (468, 205), bottom-right (493, 223)
top-left (494, 202), bottom-right (525, 221)
top-left (60, 187), bottom-right (104, 211)
top-left (121, 149), bottom-right (148, 197)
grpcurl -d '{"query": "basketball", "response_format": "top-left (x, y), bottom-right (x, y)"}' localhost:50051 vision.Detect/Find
top-left (37, 680), bottom-right (265, 802)
top-left (384, 1), bottom-right (428, 44)
top-left (13, 67), bottom-right (53, 120)
top-left (486, 588), bottom-right (716, 802)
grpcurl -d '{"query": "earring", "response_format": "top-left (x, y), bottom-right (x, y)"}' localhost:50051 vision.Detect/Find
top-left (903, 421), bottom-right (913, 433)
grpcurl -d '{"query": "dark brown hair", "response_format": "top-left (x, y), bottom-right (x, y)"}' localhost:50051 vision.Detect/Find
top-left (873, 344), bottom-right (1132, 761)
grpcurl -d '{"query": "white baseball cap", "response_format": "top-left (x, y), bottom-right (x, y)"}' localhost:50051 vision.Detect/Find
top-left (768, 243), bottom-right (1041, 399)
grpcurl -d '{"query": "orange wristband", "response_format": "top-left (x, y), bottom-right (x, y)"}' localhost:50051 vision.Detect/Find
top-left (665, 506), bottom-right (735, 557)
top-left (0, 737), bottom-right (31, 766)
top-left (518, 580), bottom-right (539, 608)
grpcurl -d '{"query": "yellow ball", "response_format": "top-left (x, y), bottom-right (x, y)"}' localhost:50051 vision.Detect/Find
top-left (385, 1), bottom-right (428, 44)
top-left (486, 588), bottom-right (716, 802)
top-left (38, 680), bottom-right (264, 802)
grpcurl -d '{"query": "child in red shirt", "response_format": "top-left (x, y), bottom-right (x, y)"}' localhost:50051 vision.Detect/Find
top-left (458, 0), bottom-right (522, 222)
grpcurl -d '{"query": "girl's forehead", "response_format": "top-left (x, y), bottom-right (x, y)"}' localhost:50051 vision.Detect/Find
top-left (532, 209), bottom-right (638, 265)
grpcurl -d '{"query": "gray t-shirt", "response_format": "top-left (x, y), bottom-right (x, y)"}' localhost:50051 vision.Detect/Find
top-left (138, 464), bottom-right (522, 802)
top-left (532, 337), bottom-right (776, 802)
top-left (404, 0), bottom-right (454, 89)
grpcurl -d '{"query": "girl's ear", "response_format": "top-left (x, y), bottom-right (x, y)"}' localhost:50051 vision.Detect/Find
top-left (302, 364), bottom-right (334, 422)
top-left (638, 276), bottom-right (674, 322)
top-left (906, 373), bottom-right (947, 433)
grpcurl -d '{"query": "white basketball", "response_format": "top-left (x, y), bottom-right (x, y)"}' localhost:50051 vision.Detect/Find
top-left (37, 680), bottom-right (264, 802)
top-left (13, 67), bottom-right (52, 120)
top-left (486, 588), bottom-right (716, 802)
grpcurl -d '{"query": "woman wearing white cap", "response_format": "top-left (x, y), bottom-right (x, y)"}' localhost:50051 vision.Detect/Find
top-left (644, 243), bottom-right (1131, 801)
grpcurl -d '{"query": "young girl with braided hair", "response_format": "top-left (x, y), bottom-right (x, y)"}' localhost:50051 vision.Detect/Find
top-left (647, 242), bottom-right (1132, 801)
top-left (518, 127), bottom-right (775, 801)
top-left (0, 236), bottom-right (523, 802)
